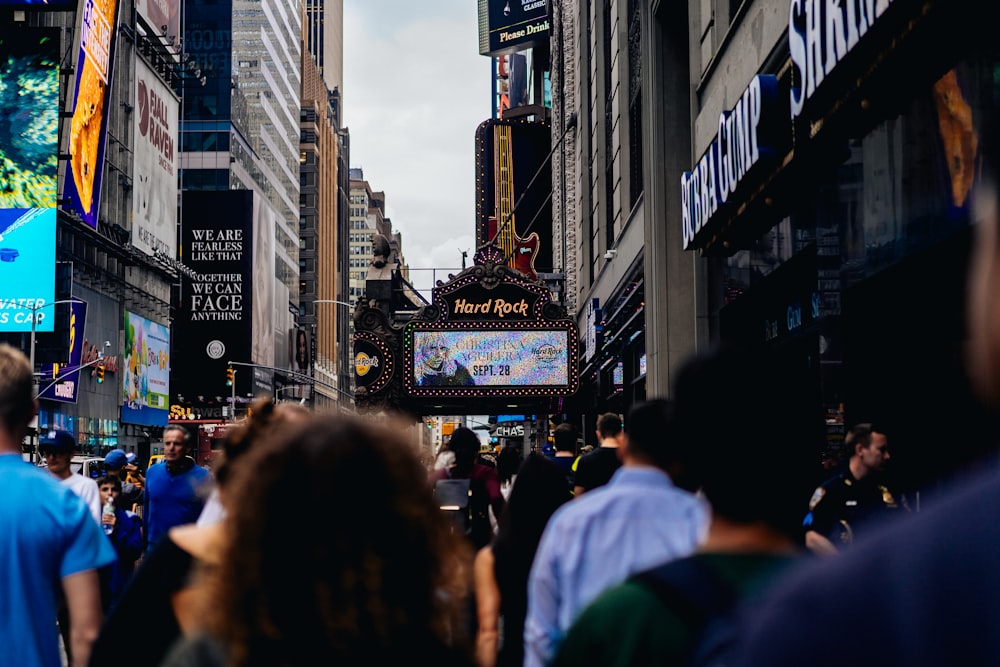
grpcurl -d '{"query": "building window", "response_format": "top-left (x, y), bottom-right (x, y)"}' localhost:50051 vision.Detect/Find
top-left (627, 0), bottom-right (643, 210)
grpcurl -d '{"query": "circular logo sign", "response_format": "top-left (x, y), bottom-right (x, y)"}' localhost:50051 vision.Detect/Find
top-left (355, 352), bottom-right (380, 377)
top-left (354, 337), bottom-right (390, 390)
top-left (206, 340), bottom-right (226, 360)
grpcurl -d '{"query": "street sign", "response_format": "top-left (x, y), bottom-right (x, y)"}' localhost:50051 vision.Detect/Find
top-left (491, 423), bottom-right (524, 438)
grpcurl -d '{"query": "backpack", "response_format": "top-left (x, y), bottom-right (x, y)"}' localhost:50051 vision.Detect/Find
top-left (632, 557), bottom-right (739, 667)
top-left (434, 472), bottom-right (492, 549)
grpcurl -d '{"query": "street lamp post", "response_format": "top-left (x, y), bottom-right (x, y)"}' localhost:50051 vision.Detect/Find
top-left (26, 297), bottom-right (86, 461)
top-left (312, 300), bottom-right (355, 412)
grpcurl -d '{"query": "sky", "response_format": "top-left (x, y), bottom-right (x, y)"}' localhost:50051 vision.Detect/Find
top-left (343, 0), bottom-right (493, 296)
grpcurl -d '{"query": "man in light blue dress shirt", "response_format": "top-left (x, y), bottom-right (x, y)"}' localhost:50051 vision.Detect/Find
top-left (524, 398), bottom-right (710, 667)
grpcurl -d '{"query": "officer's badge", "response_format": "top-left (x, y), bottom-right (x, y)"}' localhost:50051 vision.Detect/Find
top-left (837, 520), bottom-right (854, 544)
top-left (879, 485), bottom-right (898, 508)
top-left (808, 487), bottom-right (825, 511)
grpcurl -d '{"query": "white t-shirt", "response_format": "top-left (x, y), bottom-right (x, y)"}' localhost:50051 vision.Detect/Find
top-left (61, 473), bottom-right (102, 525)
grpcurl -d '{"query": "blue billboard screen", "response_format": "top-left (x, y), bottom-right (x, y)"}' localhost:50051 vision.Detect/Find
top-left (0, 208), bottom-right (57, 332)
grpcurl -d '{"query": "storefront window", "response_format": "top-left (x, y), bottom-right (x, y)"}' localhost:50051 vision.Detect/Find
top-left (724, 216), bottom-right (815, 304)
top-left (836, 62), bottom-right (994, 287)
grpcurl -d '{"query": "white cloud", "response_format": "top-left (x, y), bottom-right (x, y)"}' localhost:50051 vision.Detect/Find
top-left (344, 1), bottom-right (493, 295)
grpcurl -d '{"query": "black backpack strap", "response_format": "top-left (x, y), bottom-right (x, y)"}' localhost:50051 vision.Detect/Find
top-left (632, 558), bottom-right (737, 662)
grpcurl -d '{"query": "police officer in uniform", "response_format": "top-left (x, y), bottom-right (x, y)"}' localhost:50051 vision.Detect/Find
top-left (803, 423), bottom-right (903, 554)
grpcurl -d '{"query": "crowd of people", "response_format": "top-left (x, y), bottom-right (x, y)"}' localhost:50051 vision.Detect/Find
top-left (2, 124), bottom-right (1000, 666)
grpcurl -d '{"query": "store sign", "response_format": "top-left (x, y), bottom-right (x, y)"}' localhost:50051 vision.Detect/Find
top-left (681, 75), bottom-right (780, 250)
top-left (788, 0), bottom-right (896, 118)
top-left (479, 0), bottom-right (549, 56)
top-left (491, 423), bottom-right (524, 438)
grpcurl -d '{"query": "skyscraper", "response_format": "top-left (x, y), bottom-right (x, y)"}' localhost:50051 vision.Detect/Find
top-left (178, 0), bottom-right (301, 385)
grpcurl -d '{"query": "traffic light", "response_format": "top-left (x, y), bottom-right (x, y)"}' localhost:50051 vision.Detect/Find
top-left (96, 362), bottom-right (105, 384)
top-left (225, 366), bottom-right (234, 387)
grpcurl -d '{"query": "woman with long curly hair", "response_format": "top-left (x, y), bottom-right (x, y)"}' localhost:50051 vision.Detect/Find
top-left (163, 414), bottom-right (475, 667)
top-left (90, 397), bottom-right (308, 667)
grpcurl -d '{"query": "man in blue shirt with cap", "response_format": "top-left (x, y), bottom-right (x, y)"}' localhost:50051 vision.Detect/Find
top-left (0, 343), bottom-right (116, 667)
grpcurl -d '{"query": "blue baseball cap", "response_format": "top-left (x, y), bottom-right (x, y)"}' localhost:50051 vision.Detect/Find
top-left (39, 430), bottom-right (75, 453)
top-left (104, 449), bottom-right (128, 469)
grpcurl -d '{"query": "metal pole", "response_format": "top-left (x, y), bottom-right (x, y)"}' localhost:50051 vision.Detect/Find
top-left (231, 369), bottom-right (236, 422)
top-left (29, 307), bottom-right (37, 463)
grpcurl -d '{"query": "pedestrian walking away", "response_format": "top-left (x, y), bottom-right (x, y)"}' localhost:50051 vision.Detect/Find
top-left (0, 344), bottom-right (115, 667)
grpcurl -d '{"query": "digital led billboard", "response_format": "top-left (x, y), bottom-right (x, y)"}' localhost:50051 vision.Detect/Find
top-left (0, 208), bottom-right (57, 332)
top-left (406, 325), bottom-right (575, 396)
top-left (0, 28), bottom-right (59, 209)
top-left (121, 311), bottom-right (170, 426)
top-left (62, 0), bottom-right (121, 228)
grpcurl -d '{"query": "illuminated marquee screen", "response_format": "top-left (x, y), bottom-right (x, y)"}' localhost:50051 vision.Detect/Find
top-left (409, 328), bottom-right (571, 391)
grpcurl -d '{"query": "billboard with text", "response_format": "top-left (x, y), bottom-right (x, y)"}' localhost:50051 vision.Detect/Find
top-left (173, 190), bottom-right (253, 404)
top-left (38, 300), bottom-right (87, 403)
top-left (0, 209), bottom-right (56, 332)
top-left (133, 58), bottom-right (178, 257)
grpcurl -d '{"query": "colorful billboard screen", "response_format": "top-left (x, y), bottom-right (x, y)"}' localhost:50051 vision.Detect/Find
top-left (62, 0), bottom-right (121, 228)
top-left (122, 311), bottom-right (170, 426)
top-left (0, 28), bottom-right (59, 208)
top-left (0, 208), bottom-right (56, 332)
top-left (409, 328), bottom-right (570, 389)
top-left (133, 58), bottom-right (178, 257)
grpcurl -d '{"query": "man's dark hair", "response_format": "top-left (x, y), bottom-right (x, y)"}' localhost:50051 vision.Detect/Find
top-left (95, 475), bottom-right (122, 491)
top-left (449, 427), bottom-right (481, 475)
top-left (596, 413), bottom-right (623, 439)
top-left (624, 399), bottom-right (680, 472)
top-left (553, 423), bottom-right (576, 453)
top-left (845, 423), bottom-right (882, 453)
top-left (672, 342), bottom-right (821, 540)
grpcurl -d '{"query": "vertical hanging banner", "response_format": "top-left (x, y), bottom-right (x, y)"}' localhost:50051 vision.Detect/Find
top-left (132, 58), bottom-right (179, 257)
top-left (474, 118), bottom-right (553, 280)
top-left (38, 300), bottom-right (88, 403)
top-left (173, 190), bottom-right (254, 403)
top-left (62, 0), bottom-right (122, 228)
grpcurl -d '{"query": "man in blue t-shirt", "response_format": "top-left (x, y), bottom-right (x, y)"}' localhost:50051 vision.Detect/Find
top-left (143, 425), bottom-right (211, 554)
top-left (0, 344), bottom-right (116, 667)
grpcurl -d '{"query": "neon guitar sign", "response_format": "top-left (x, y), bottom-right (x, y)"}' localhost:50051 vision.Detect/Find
top-left (488, 123), bottom-right (540, 280)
